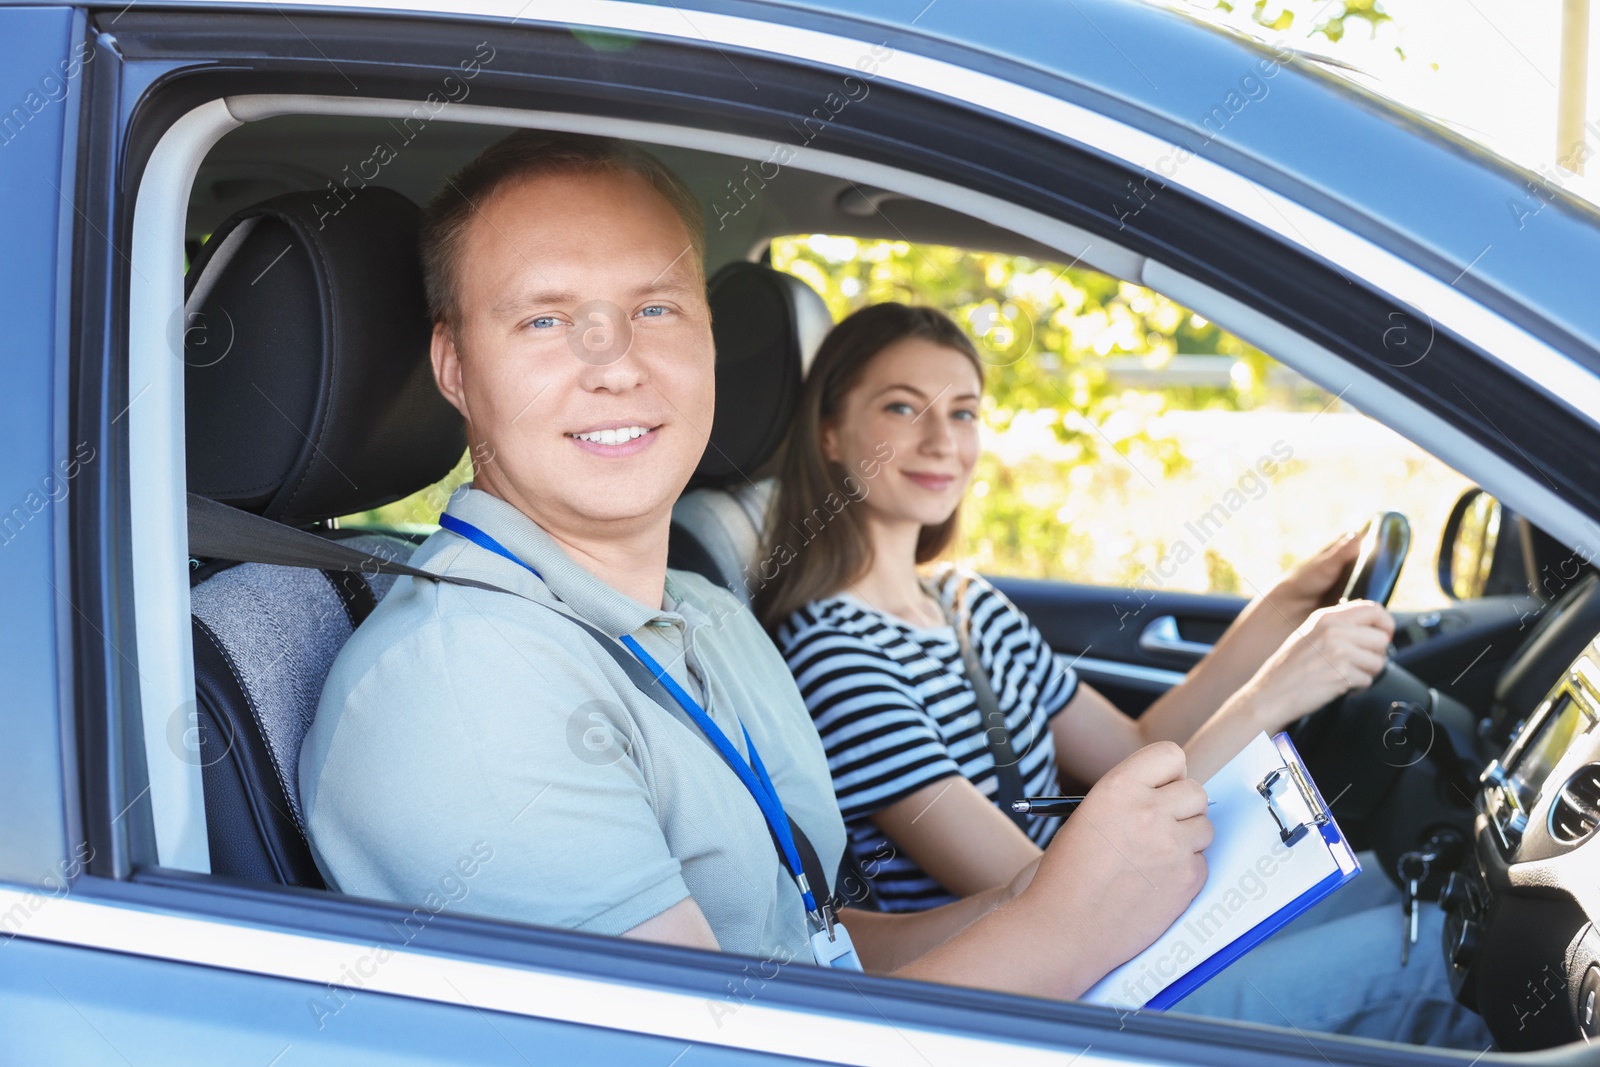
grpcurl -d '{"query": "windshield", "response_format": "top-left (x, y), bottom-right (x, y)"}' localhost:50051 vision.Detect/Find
top-left (1163, 0), bottom-right (1600, 210)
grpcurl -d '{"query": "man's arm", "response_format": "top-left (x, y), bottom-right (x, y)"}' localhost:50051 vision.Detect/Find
top-left (623, 898), bottom-right (721, 950)
top-left (618, 853), bottom-right (1045, 977)
top-left (620, 744), bottom-right (1211, 1003)
top-left (836, 854), bottom-right (1040, 974)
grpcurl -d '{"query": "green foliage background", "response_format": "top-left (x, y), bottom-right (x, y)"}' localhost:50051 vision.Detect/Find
top-left (768, 236), bottom-right (1328, 587)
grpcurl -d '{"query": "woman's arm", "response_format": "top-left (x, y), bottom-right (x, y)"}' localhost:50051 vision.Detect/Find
top-left (869, 776), bottom-right (1043, 898)
top-left (847, 743), bottom-right (1210, 999)
top-left (1128, 530), bottom-right (1366, 751)
top-left (784, 620), bottom-right (1049, 897)
top-left (1051, 599), bottom-right (1394, 784)
top-left (1050, 530), bottom-right (1390, 784)
top-left (1045, 589), bottom-right (1303, 785)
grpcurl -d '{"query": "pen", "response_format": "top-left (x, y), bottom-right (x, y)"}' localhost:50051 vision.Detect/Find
top-left (1011, 796), bottom-right (1217, 816)
top-left (1010, 796), bottom-right (1085, 816)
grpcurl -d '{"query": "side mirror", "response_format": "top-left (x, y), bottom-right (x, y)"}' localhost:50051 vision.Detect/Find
top-left (1438, 488), bottom-right (1528, 599)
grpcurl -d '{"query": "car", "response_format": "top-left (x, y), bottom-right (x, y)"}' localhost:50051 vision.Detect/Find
top-left (5, 0), bottom-right (1600, 1063)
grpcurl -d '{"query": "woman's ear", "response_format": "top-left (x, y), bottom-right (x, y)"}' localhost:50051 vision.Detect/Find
top-left (819, 419), bottom-right (842, 464)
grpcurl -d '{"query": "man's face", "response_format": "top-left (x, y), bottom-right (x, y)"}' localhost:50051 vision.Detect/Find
top-left (432, 169), bottom-right (714, 536)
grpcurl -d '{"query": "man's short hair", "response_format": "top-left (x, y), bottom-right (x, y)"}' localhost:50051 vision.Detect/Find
top-left (419, 129), bottom-right (706, 332)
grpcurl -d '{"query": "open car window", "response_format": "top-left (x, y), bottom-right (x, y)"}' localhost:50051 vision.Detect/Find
top-left (767, 234), bottom-right (1475, 613)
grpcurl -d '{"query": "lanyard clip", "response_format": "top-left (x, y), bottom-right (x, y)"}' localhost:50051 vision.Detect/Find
top-left (808, 906), bottom-right (861, 970)
top-left (811, 901), bottom-right (837, 942)
top-left (800, 876), bottom-right (838, 940)
top-left (798, 874), bottom-right (837, 942)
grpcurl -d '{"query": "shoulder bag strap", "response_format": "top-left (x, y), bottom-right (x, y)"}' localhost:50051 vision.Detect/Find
top-left (938, 571), bottom-right (1032, 833)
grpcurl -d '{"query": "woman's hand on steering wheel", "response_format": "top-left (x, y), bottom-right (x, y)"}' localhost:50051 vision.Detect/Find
top-left (1241, 600), bottom-right (1397, 732)
top-left (1266, 524), bottom-right (1370, 621)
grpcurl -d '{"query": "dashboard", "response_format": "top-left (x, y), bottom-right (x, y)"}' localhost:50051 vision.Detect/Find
top-left (1445, 633), bottom-right (1600, 1049)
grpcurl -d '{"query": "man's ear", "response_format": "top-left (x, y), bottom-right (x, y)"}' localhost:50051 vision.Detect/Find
top-left (430, 322), bottom-right (470, 420)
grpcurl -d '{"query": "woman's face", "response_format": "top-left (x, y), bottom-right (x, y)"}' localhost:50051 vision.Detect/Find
top-left (822, 336), bottom-right (983, 532)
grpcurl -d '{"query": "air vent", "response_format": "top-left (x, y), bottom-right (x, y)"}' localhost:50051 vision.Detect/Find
top-left (1550, 764), bottom-right (1600, 845)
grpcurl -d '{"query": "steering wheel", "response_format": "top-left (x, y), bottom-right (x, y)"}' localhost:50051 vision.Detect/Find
top-left (1286, 513), bottom-right (1417, 827)
top-left (1338, 511), bottom-right (1411, 607)
top-left (1289, 512), bottom-right (1411, 738)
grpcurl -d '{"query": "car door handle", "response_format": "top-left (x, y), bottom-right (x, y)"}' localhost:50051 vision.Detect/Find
top-left (1138, 615), bottom-right (1214, 658)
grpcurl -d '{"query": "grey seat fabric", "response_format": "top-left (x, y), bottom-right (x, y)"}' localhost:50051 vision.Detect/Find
top-left (670, 262), bottom-right (832, 603)
top-left (671, 480), bottom-right (778, 605)
top-left (190, 533), bottom-right (414, 847)
top-left (183, 187), bottom-right (466, 887)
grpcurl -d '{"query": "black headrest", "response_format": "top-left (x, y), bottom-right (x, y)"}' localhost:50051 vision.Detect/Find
top-left (183, 187), bottom-right (465, 526)
top-left (691, 262), bottom-right (832, 489)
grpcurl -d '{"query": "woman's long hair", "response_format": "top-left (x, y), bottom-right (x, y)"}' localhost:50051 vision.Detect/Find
top-left (752, 302), bottom-right (985, 632)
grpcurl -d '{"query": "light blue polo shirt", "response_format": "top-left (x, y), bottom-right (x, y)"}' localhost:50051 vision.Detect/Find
top-left (299, 487), bottom-right (847, 959)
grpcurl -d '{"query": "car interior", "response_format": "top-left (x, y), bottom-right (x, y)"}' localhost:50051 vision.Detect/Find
top-left (161, 110), bottom-right (1600, 1053)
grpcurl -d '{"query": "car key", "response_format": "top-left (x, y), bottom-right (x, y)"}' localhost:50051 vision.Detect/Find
top-left (1396, 849), bottom-right (1436, 965)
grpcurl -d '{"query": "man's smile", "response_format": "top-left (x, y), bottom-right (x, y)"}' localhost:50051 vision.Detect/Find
top-left (564, 422), bottom-right (663, 455)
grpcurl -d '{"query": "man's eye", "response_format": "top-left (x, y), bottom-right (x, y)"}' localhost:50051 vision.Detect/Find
top-left (528, 316), bottom-right (561, 330)
top-left (638, 305), bottom-right (669, 318)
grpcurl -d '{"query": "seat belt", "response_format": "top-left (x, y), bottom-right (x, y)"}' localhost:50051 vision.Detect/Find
top-left (186, 492), bottom-right (839, 905)
top-left (935, 572), bottom-right (1032, 833)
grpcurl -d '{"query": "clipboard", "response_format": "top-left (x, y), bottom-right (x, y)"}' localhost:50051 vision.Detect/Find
top-left (1081, 731), bottom-right (1360, 1012)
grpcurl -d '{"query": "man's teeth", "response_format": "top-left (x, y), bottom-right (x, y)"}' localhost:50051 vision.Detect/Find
top-left (571, 426), bottom-right (650, 445)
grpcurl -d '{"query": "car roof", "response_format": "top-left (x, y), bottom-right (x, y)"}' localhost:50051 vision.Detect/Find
top-left (51, 0), bottom-right (1600, 358)
top-left (784, 0), bottom-right (1600, 359)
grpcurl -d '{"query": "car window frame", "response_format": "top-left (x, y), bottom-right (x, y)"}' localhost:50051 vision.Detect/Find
top-left (64, 8), bottom-right (1600, 1063)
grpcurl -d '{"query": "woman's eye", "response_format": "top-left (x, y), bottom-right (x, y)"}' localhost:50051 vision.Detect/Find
top-left (953, 408), bottom-right (977, 421)
top-left (885, 401), bottom-right (916, 416)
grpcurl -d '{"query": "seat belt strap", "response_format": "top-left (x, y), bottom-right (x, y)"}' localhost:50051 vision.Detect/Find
top-left (186, 493), bottom-right (838, 901)
top-left (937, 572), bottom-right (1033, 833)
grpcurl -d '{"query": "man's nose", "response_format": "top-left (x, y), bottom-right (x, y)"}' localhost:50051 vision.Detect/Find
top-left (570, 305), bottom-right (649, 391)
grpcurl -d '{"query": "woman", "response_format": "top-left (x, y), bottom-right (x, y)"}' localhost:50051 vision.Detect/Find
top-left (755, 302), bottom-right (1394, 914)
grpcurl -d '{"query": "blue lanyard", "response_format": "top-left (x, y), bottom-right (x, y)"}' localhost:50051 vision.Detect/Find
top-left (439, 513), bottom-right (542, 577)
top-left (436, 512), bottom-right (820, 916)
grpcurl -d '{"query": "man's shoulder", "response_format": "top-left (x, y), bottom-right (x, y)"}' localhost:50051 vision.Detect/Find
top-left (665, 566), bottom-right (743, 612)
top-left (665, 567), bottom-right (764, 638)
top-left (318, 556), bottom-right (614, 725)
top-left (304, 558), bottom-right (639, 793)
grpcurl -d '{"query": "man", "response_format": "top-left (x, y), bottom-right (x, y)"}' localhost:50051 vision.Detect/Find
top-left (299, 131), bottom-right (1490, 1044)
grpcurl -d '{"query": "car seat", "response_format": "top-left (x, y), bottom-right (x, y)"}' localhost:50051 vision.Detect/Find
top-left (183, 187), bottom-right (465, 886)
top-left (668, 262), bottom-right (831, 602)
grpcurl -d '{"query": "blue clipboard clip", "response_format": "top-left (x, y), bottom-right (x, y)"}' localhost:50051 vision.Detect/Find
top-left (1256, 760), bottom-right (1331, 847)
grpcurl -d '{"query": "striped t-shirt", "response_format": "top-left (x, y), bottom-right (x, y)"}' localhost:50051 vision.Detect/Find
top-left (775, 564), bottom-right (1081, 912)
